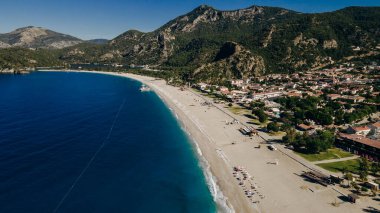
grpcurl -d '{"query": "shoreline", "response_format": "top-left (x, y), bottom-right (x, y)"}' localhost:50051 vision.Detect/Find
top-left (37, 70), bottom-right (378, 213)
top-left (38, 70), bottom-right (252, 213)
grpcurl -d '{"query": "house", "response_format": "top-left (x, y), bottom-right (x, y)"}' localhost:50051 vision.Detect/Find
top-left (343, 96), bottom-right (365, 103)
top-left (197, 83), bottom-right (208, 91)
top-left (369, 122), bottom-right (380, 137)
top-left (219, 86), bottom-right (229, 95)
top-left (297, 124), bottom-right (315, 131)
top-left (251, 91), bottom-right (283, 100)
top-left (347, 126), bottom-right (371, 136)
top-left (327, 94), bottom-right (341, 100)
top-left (336, 133), bottom-right (380, 161)
top-left (287, 91), bottom-right (303, 97)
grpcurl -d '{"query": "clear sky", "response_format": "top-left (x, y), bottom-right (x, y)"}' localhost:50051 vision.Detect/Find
top-left (1, 0), bottom-right (379, 40)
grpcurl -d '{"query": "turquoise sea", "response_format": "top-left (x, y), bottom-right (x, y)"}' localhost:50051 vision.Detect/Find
top-left (0, 71), bottom-right (216, 212)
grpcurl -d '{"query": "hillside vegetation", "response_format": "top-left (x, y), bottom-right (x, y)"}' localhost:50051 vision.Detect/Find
top-left (1, 5), bottom-right (380, 82)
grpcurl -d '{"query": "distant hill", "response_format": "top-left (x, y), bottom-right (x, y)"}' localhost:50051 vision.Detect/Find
top-left (0, 26), bottom-right (83, 49)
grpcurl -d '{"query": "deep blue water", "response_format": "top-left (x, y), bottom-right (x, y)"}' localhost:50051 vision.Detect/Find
top-left (0, 71), bottom-right (215, 213)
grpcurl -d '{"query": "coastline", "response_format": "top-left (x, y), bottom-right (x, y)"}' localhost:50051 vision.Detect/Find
top-left (37, 70), bottom-right (377, 213)
top-left (38, 70), bottom-right (253, 213)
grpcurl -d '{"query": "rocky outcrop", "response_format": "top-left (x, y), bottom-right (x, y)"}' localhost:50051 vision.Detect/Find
top-left (0, 41), bottom-right (11, 48)
top-left (323, 39), bottom-right (338, 49)
top-left (194, 42), bottom-right (265, 83)
top-left (67, 48), bottom-right (85, 56)
top-left (164, 5), bottom-right (269, 33)
top-left (293, 33), bottom-right (318, 47)
top-left (262, 25), bottom-right (276, 47)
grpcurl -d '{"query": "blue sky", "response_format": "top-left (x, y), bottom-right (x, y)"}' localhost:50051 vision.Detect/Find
top-left (0, 0), bottom-right (379, 40)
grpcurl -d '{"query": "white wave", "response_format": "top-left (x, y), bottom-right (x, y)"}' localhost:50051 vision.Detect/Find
top-left (190, 139), bottom-right (234, 213)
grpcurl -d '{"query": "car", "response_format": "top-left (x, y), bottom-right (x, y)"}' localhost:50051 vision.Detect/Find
top-left (268, 145), bottom-right (277, 151)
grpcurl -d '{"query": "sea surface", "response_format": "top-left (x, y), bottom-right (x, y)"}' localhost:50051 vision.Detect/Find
top-left (0, 71), bottom-right (215, 213)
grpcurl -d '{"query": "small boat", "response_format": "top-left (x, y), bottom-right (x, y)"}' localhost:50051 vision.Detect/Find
top-left (139, 84), bottom-right (151, 92)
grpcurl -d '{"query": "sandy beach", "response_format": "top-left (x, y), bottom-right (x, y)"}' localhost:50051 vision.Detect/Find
top-left (41, 70), bottom-right (378, 213)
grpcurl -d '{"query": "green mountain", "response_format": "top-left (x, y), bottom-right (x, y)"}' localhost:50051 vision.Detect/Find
top-left (1, 5), bottom-right (380, 82)
top-left (62, 5), bottom-right (380, 82)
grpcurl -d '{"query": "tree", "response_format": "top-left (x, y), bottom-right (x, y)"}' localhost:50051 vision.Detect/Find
top-left (359, 157), bottom-right (370, 181)
top-left (252, 109), bottom-right (268, 123)
top-left (371, 162), bottom-right (379, 176)
top-left (267, 122), bottom-right (280, 132)
top-left (250, 101), bottom-right (265, 109)
top-left (345, 172), bottom-right (353, 187)
top-left (284, 129), bottom-right (334, 154)
top-left (283, 128), bottom-right (297, 145)
top-left (258, 112), bottom-right (268, 123)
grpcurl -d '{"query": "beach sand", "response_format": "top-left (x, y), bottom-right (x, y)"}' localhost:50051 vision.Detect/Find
top-left (41, 70), bottom-right (379, 213)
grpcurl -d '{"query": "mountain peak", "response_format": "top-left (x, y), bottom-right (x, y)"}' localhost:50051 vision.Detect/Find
top-left (11, 26), bottom-right (46, 34)
top-left (0, 26), bottom-right (82, 49)
top-left (195, 4), bottom-right (214, 10)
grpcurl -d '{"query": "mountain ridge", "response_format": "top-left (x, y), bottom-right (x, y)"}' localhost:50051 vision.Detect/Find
top-left (1, 5), bottom-right (380, 83)
top-left (0, 26), bottom-right (83, 49)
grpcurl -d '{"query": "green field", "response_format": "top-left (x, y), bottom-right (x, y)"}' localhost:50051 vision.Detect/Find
top-left (317, 159), bottom-right (360, 173)
top-left (227, 106), bottom-right (250, 115)
top-left (295, 148), bottom-right (354, 162)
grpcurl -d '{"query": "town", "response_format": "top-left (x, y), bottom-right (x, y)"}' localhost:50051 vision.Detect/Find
top-left (194, 61), bottom-right (380, 200)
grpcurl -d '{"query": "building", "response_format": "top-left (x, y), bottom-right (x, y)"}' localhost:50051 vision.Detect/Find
top-left (251, 91), bottom-right (283, 100)
top-left (369, 122), bottom-right (380, 137)
top-left (347, 126), bottom-right (371, 136)
top-left (297, 124), bottom-right (315, 131)
top-left (197, 83), bottom-right (208, 91)
top-left (287, 91), bottom-right (303, 97)
top-left (342, 96), bottom-right (365, 103)
top-left (336, 133), bottom-right (380, 161)
top-left (327, 94), bottom-right (341, 100)
top-left (219, 86), bottom-right (229, 95)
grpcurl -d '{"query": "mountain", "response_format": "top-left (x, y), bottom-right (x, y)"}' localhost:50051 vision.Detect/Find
top-left (194, 42), bottom-right (266, 83)
top-left (60, 5), bottom-right (379, 83)
top-left (0, 26), bottom-right (83, 49)
top-left (1, 5), bottom-right (380, 82)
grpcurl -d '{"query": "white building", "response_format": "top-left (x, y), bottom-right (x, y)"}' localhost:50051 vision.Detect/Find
top-left (369, 122), bottom-right (380, 138)
top-left (251, 91), bottom-right (283, 100)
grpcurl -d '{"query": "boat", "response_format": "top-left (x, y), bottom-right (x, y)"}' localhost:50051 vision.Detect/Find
top-left (139, 84), bottom-right (151, 92)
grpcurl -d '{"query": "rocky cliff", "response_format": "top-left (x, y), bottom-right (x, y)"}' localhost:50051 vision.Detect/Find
top-left (194, 42), bottom-right (265, 83)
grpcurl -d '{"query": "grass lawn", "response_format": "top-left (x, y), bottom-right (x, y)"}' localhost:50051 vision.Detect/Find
top-left (248, 118), bottom-right (269, 127)
top-left (268, 131), bottom-right (286, 137)
top-left (227, 105), bottom-right (250, 115)
top-left (317, 159), bottom-right (360, 173)
top-left (295, 148), bottom-right (354, 162)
